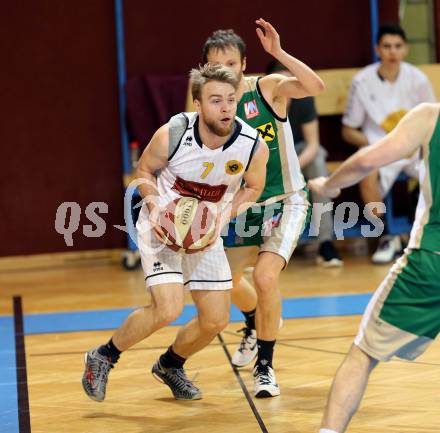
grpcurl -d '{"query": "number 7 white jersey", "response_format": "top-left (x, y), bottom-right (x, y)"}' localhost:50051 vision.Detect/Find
top-left (156, 112), bottom-right (260, 208)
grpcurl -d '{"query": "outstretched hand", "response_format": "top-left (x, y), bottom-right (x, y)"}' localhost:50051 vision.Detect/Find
top-left (255, 18), bottom-right (282, 56)
top-left (308, 177), bottom-right (341, 199)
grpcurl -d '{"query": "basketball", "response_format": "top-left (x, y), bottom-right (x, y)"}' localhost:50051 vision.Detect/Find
top-left (159, 197), bottom-right (217, 254)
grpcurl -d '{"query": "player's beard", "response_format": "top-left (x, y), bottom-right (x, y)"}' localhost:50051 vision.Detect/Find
top-left (205, 118), bottom-right (233, 137)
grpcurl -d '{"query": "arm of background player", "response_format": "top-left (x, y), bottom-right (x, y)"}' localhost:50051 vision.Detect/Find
top-left (341, 80), bottom-right (369, 148)
top-left (135, 123), bottom-right (169, 214)
top-left (229, 139), bottom-right (269, 219)
top-left (298, 119), bottom-right (320, 168)
top-left (256, 18), bottom-right (325, 100)
top-left (309, 103), bottom-right (434, 198)
top-left (341, 125), bottom-right (369, 148)
top-left (416, 75), bottom-right (437, 103)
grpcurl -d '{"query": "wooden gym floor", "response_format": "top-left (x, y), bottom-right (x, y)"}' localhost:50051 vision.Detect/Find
top-left (1, 251), bottom-right (439, 433)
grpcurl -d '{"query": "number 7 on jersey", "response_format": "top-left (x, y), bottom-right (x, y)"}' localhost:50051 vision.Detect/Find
top-left (201, 162), bottom-right (214, 179)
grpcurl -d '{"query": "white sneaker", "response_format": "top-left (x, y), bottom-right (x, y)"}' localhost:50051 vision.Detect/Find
top-left (371, 235), bottom-right (402, 264)
top-left (253, 364), bottom-right (280, 398)
top-left (231, 328), bottom-right (257, 368)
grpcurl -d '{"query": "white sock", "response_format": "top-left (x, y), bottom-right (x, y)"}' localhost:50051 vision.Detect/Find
top-left (319, 429), bottom-right (339, 433)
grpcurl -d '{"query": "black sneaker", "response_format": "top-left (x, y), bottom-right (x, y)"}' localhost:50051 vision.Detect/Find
top-left (152, 360), bottom-right (202, 400)
top-left (316, 241), bottom-right (343, 267)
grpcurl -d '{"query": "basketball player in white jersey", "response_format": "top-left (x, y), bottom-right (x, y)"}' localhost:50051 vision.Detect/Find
top-left (81, 63), bottom-right (268, 401)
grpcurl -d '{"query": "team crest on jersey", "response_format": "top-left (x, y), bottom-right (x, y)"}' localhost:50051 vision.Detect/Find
top-left (244, 99), bottom-right (259, 119)
top-left (380, 110), bottom-right (408, 133)
top-left (256, 122), bottom-right (275, 142)
top-left (225, 160), bottom-right (244, 175)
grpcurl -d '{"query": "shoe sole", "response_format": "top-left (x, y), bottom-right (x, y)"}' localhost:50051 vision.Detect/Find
top-left (231, 352), bottom-right (258, 368)
top-left (371, 251), bottom-right (403, 265)
top-left (231, 362), bottom-right (253, 368)
top-left (316, 257), bottom-right (343, 267)
top-left (151, 370), bottom-right (165, 384)
top-left (254, 388), bottom-right (280, 398)
top-left (175, 394), bottom-right (202, 401)
top-left (82, 352), bottom-right (104, 402)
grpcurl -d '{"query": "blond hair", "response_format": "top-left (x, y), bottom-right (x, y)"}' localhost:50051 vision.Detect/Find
top-left (190, 63), bottom-right (239, 101)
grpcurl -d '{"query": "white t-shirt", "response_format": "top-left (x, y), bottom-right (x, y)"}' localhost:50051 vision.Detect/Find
top-left (342, 62), bottom-right (436, 145)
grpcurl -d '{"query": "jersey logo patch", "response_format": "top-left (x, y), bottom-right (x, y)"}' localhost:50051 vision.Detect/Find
top-left (244, 99), bottom-right (260, 119)
top-left (172, 176), bottom-right (227, 203)
top-left (225, 160), bottom-right (244, 175)
top-left (380, 110), bottom-right (407, 133)
top-left (256, 122), bottom-right (275, 142)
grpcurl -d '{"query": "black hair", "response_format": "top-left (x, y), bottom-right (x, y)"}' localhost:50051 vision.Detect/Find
top-left (376, 24), bottom-right (407, 44)
top-left (202, 29), bottom-right (246, 63)
top-left (265, 60), bottom-right (287, 75)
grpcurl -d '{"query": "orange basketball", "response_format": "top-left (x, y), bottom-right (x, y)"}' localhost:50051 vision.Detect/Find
top-left (159, 197), bottom-right (216, 254)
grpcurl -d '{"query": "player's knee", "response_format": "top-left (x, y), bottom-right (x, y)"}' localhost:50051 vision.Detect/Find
top-left (199, 312), bottom-right (229, 335)
top-left (253, 270), bottom-right (277, 295)
top-left (348, 344), bottom-right (379, 372)
top-left (156, 304), bottom-right (182, 327)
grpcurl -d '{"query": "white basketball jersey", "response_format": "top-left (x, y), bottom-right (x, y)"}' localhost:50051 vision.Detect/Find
top-left (156, 112), bottom-right (260, 209)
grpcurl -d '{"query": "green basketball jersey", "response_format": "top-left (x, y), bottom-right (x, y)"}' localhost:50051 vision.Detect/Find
top-left (409, 113), bottom-right (440, 252)
top-left (237, 76), bottom-right (305, 204)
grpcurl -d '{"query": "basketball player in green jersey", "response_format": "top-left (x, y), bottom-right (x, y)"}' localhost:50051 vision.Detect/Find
top-left (203, 18), bottom-right (325, 397)
top-left (309, 103), bottom-right (440, 433)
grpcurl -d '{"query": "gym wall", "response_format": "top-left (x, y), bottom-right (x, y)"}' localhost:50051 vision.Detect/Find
top-left (0, 0), bottom-right (399, 256)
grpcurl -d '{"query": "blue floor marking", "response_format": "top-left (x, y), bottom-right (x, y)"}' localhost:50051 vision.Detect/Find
top-left (282, 293), bottom-right (372, 318)
top-left (0, 316), bottom-right (19, 433)
top-left (22, 293), bottom-right (372, 335)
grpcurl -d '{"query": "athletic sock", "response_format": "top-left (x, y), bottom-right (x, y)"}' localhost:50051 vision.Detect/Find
top-left (319, 429), bottom-right (339, 433)
top-left (97, 338), bottom-right (121, 363)
top-left (242, 308), bottom-right (256, 330)
top-left (159, 346), bottom-right (186, 369)
top-left (255, 339), bottom-right (275, 369)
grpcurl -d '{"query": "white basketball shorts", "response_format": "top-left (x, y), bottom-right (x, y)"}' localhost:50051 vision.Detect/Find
top-left (136, 207), bottom-right (232, 291)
